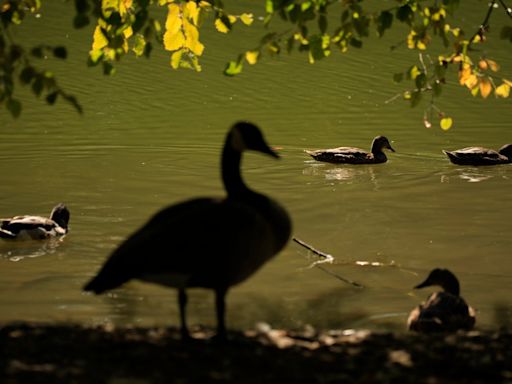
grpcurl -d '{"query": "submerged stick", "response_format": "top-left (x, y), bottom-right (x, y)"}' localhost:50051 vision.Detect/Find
top-left (293, 237), bottom-right (364, 288)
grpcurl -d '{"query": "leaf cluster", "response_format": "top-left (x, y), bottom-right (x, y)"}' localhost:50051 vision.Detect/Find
top-left (0, 0), bottom-right (82, 117)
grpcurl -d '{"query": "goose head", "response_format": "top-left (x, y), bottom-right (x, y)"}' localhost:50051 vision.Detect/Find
top-left (229, 122), bottom-right (279, 159)
top-left (50, 203), bottom-right (70, 230)
top-left (414, 268), bottom-right (461, 296)
top-left (371, 136), bottom-right (395, 154)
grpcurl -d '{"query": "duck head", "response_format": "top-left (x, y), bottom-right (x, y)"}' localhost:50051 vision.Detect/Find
top-left (50, 203), bottom-right (70, 230)
top-left (229, 122), bottom-right (279, 159)
top-left (371, 136), bottom-right (395, 154)
top-left (498, 144), bottom-right (512, 159)
top-left (414, 268), bottom-right (461, 296)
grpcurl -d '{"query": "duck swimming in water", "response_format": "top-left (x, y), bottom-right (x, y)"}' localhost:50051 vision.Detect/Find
top-left (408, 268), bottom-right (476, 333)
top-left (443, 144), bottom-right (512, 166)
top-left (84, 122), bottom-right (292, 340)
top-left (305, 136), bottom-right (395, 164)
top-left (0, 203), bottom-right (70, 240)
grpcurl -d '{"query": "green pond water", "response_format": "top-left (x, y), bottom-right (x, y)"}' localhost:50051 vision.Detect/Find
top-left (0, 1), bottom-right (511, 332)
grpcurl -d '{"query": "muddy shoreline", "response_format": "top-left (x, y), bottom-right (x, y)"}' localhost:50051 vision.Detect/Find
top-left (1, 322), bottom-right (511, 383)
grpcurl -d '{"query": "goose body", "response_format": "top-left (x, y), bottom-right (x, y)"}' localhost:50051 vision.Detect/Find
top-left (0, 203), bottom-right (70, 240)
top-left (408, 268), bottom-right (475, 333)
top-left (443, 144), bottom-right (512, 166)
top-left (305, 136), bottom-right (395, 164)
top-left (84, 122), bottom-right (291, 339)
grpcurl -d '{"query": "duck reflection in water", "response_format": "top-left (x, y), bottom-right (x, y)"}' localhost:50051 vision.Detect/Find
top-left (408, 268), bottom-right (476, 333)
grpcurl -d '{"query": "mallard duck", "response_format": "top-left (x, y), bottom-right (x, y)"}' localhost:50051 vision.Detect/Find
top-left (305, 136), bottom-right (395, 164)
top-left (0, 203), bottom-right (70, 240)
top-left (84, 122), bottom-right (292, 340)
top-left (443, 144), bottom-right (512, 166)
top-left (407, 268), bottom-right (476, 333)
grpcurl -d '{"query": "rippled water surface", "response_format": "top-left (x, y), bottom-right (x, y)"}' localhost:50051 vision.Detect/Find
top-left (1, 1), bottom-right (511, 332)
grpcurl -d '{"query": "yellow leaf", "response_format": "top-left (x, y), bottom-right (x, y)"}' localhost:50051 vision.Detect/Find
top-left (185, 1), bottom-right (199, 25)
top-left (417, 40), bottom-right (427, 50)
top-left (170, 49), bottom-right (183, 69)
top-left (228, 15), bottom-right (237, 24)
top-left (164, 29), bottom-right (185, 51)
top-left (164, 4), bottom-right (185, 51)
top-left (495, 83), bottom-right (510, 98)
top-left (165, 4), bottom-right (182, 35)
top-left (487, 59), bottom-right (499, 72)
top-left (199, 1), bottom-right (211, 8)
top-left (440, 117), bottom-right (453, 131)
top-left (458, 63), bottom-right (471, 85)
top-left (464, 74), bottom-right (478, 89)
top-left (215, 18), bottom-right (229, 33)
top-left (245, 50), bottom-right (259, 65)
top-left (479, 78), bottom-right (492, 98)
top-left (470, 85), bottom-right (480, 97)
top-left (119, 0), bottom-right (133, 16)
top-left (409, 65), bottom-right (421, 80)
top-left (478, 60), bottom-right (488, 70)
top-left (503, 79), bottom-right (512, 87)
top-left (240, 13), bottom-right (253, 26)
top-left (183, 18), bottom-right (204, 56)
top-left (123, 26), bottom-right (133, 39)
top-left (92, 25), bottom-right (108, 50)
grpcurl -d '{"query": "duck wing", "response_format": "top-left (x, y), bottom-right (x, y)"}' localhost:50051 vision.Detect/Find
top-left (306, 147), bottom-right (373, 164)
top-left (0, 215), bottom-right (62, 239)
top-left (444, 147), bottom-right (508, 165)
top-left (84, 196), bottom-right (287, 294)
top-left (409, 292), bottom-right (475, 332)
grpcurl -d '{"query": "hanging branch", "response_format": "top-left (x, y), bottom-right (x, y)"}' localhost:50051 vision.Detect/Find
top-left (292, 237), bottom-right (364, 288)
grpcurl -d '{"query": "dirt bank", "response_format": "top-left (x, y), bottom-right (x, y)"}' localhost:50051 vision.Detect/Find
top-left (1, 323), bottom-right (511, 383)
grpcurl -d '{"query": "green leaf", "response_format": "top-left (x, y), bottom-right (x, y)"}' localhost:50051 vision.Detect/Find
top-left (19, 67), bottom-right (36, 85)
top-left (349, 37), bottom-right (362, 48)
top-left (224, 60), bottom-right (243, 76)
top-left (7, 98), bottom-right (22, 118)
top-left (396, 5), bottom-right (413, 24)
top-left (53, 46), bottom-right (67, 59)
top-left (73, 14), bottom-right (89, 29)
top-left (103, 62), bottom-right (116, 75)
top-left (32, 77), bottom-right (44, 96)
top-left (377, 11), bottom-right (393, 37)
top-left (46, 91), bottom-right (58, 105)
top-left (415, 73), bottom-right (427, 89)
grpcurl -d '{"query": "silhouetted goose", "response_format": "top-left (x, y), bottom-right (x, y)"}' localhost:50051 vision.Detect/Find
top-left (408, 268), bottom-right (475, 333)
top-left (0, 203), bottom-right (70, 240)
top-left (305, 136), bottom-right (395, 164)
top-left (84, 122), bottom-right (291, 340)
top-left (443, 144), bottom-right (512, 165)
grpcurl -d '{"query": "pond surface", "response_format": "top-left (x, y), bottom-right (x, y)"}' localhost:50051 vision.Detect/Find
top-left (0, 1), bottom-right (511, 332)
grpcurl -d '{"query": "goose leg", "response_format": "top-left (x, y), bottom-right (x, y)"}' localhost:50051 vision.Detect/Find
top-left (178, 288), bottom-right (190, 339)
top-left (214, 287), bottom-right (228, 340)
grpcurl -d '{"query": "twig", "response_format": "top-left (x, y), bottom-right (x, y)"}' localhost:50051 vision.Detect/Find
top-left (292, 237), bottom-right (364, 288)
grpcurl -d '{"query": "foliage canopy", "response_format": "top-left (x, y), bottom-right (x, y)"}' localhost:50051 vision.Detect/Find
top-left (0, 0), bottom-right (511, 128)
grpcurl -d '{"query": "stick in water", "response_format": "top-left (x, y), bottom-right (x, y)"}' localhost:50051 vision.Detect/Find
top-left (293, 237), bottom-right (364, 288)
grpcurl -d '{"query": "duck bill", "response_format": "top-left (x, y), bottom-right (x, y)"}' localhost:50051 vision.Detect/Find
top-left (387, 144), bottom-right (396, 153)
top-left (414, 280), bottom-right (431, 289)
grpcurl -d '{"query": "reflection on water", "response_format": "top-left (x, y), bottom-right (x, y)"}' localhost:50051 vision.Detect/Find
top-left (440, 167), bottom-right (511, 183)
top-left (0, 238), bottom-right (65, 262)
top-left (302, 161), bottom-right (380, 188)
